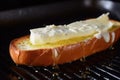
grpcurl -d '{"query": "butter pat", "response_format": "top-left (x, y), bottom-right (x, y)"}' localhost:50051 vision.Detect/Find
top-left (30, 13), bottom-right (113, 45)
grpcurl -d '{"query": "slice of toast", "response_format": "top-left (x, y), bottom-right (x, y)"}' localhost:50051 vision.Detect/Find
top-left (9, 16), bottom-right (120, 66)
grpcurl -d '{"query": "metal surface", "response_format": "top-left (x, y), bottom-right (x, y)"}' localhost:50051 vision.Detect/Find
top-left (0, 0), bottom-right (120, 80)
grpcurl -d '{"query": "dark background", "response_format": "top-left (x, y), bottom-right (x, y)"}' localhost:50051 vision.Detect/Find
top-left (0, 0), bottom-right (119, 11)
top-left (0, 0), bottom-right (120, 27)
top-left (0, 0), bottom-right (68, 11)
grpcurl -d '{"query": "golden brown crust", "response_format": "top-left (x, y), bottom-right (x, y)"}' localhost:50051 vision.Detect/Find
top-left (9, 20), bottom-right (120, 66)
top-left (9, 36), bottom-right (54, 66)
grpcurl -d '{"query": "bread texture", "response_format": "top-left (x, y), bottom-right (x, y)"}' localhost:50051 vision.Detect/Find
top-left (9, 20), bottom-right (120, 66)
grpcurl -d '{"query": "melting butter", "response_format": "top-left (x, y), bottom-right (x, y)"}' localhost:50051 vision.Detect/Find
top-left (30, 13), bottom-right (114, 45)
top-left (111, 32), bottom-right (115, 42)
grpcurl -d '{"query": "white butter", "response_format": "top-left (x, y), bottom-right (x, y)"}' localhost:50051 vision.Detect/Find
top-left (111, 32), bottom-right (115, 42)
top-left (102, 32), bottom-right (110, 43)
top-left (30, 13), bottom-right (114, 45)
top-left (52, 49), bottom-right (59, 59)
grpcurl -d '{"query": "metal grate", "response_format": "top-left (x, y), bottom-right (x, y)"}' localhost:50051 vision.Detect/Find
top-left (7, 41), bottom-right (120, 80)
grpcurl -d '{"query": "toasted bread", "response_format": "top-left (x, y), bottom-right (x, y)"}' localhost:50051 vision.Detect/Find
top-left (9, 15), bottom-right (120, 66)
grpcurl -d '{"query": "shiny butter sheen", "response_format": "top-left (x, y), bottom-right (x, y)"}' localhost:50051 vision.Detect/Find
top-left (30, 13), bottom-right (114, 45)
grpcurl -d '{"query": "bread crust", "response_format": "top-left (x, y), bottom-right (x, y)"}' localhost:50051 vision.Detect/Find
top-left (9, 20), bottom-right (120, 66)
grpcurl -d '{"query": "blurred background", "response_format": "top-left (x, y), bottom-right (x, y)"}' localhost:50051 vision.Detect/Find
top-left (0, 0), bottom-right (120, 26)
top-left (0, 0), bottom-right (67, 11)
top-left (0, 0), bottom-right (119, 11)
